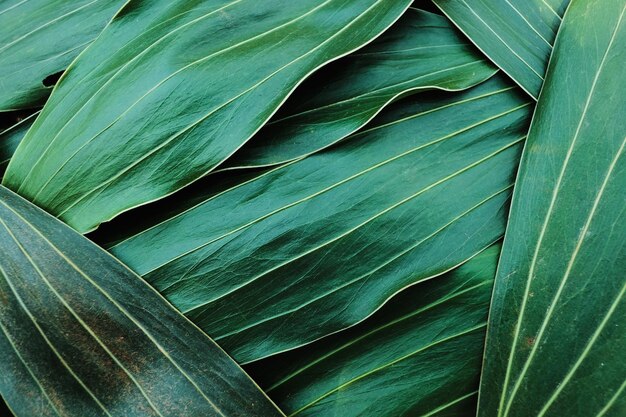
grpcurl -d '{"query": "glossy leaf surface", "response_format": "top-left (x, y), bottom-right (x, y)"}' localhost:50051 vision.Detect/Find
top-left (3, 0), bottom-right (412, 233)
top-left (222, 8), bottom-right (497, 169)
top-left (248, 245), bottom-right (500, 417)
top-left (433, 0), bottom-right (569, 99)
top-left (0, 0), bottom-right (126, 111)
top-left (0, 186), bottom-right (283, 416)
top-left (479, 1), bottom-right (626, 416)
top-left (111, 76), bottom-right (531, 363)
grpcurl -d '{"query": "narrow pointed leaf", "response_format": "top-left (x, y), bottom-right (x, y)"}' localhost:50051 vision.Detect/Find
top-left (221, 8), bottom-right (497, 170)
top-left (0, 0), bottom-right (126, 111)
top-left (0, 112), bottom-right (38, 177)
top-left (247, 245), bottom-right (500, 417)
top-left (0, 186), bottom-right (283, 417)
top-left (433, 0), bottom-right (570, 99)
top-left (2, 0), bottom-right (412, 233)
top-left (479, 1), bottom-right (626, 416)
top-left (110, 76), bottom-right (531, 363)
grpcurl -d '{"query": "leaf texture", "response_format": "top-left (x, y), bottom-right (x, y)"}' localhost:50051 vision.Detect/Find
top-left (2, 0), bottom-right (412, 233)
top-left (478, 1), bottom-right (626, 416)
top-left (0, 112), bottom-right (38, 177)
top-left (220, 8), bottom-right (497, 170)
top-left (247, 245), bottom-right (500, 417)
top-left (433, 0), bottom-right (570, 99)
top-left (0, 0), bottom-right (126, 111)
top-left (110, 76), bottom-right (531, 363)
top-left (0, 186), bottom-right (283, 417)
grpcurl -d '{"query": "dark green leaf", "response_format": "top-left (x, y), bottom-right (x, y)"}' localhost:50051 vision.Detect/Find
top-left (0, 112), bottom-right (38, 177)
top-left (247, 245), bottom-right (500, 417)
top-left (433, 0), bottom-right (569, 99)
top-left (479, 1), bottom-right (626, 416)
top-left (221, 8), bottom-right (497, 169)
top-left (3, 0), bottom-right (412, 233)
top-left (110, 76), bottom-right (531, 363)
top-left (0, 186), bottom-right (283, 416)
top-left (0, 0), bottom-right (126, 111)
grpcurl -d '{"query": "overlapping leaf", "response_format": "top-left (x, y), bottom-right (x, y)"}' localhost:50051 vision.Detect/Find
top-left (3, 0), bottom-right (412, 233)
top-left (110, 76), bottom-right (531, 363)
top-left (0, 0), bottom-right (126, 111)
top-left (434, 0), bottom-right (570, 99)
top-left (479, 1), bottom-right (626, 416)
top-left (0, 186), bottom-right (283, 416)
top-left (221, 8), bottom-right (496, 169)
top-left (247, 245), bottom-right (500, 417)
top-left (0, 112), bottom-right (38, 177)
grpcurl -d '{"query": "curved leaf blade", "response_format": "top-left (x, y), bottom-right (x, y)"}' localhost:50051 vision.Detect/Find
top-left (111, 76), bottom-right (531, 363)
top-left (247, 245), bottom-right (500, 417)
top-left (478, 1), bottom-right (626, 416)
top-left (3, 0), bottom-right (412, 233)
top-left (0, 0), bottom-right (126, 111)
top-left (433, 0), bottom-right (569, 99)
top-left (221, 8), bottom-right (497, 169)
top-left (0, 186), bottom-right (283, 417)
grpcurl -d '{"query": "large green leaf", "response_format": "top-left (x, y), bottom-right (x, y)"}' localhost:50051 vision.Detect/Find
top-left (2, 0), bottom-right (412, 233)
top-left (0, 112), bottom-right (38, 177)
top-left (247, 245), bottom-right (500, 417)
top-left (110, 76), bottom-right (531, 363)
top-left (0, 0), bottom-right (126, 111)
top-left (0, 186), bottom-right (283, 416)
top-left (433, 0), bottom-right (569, 99)
top-left (479, 1), bottom-right (626, 416)
top-left (221, 8), bottom-right (497, 170)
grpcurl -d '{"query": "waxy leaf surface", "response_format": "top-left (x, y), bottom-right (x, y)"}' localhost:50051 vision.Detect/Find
top-left (0, 186), bottom-right (283, 417)
top-left (479, 1), bottom-right (626, 416)
top-left (3, 0), bottom-right (411, 233)
top-left (0, 0), bottom-right (126, 111)
top-left (248, 245), bottom-right (500, 417)
top-left (222, 8), bottom-right (496, 169)
top-left (111, 76), bottom-right (531, 363)
top-left (434, 0), bottom-right (569, 98)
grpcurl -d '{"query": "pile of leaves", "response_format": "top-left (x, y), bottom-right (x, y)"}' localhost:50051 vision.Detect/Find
top-left (0, 0), bottom-right (624, 416)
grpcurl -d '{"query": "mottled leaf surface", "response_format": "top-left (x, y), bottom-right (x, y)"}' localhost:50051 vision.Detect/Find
top-left (0, 0), bottom-right (126, 111)
top-left (434, 0), bottom-right (569, 98)
top-left (3, 0), bottom-right (412, 233)
top-left (479, 1), bottom-right (626, 416)
top-left (111, 76), bottom-right (531, 363)
top-left (0, 186), bottom-right (283, 417)
top-left (248, 245), bottom-right (500, 417)
top-left (221, 8), bottom-right (496, 169)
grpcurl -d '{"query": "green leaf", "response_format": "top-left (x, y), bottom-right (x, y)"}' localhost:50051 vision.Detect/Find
top-left (247, 245), bottom-right (500, 417)
top-left (433, 0), bottom-right (570, 99)
top-left (2, 0), bottom-right (412, 233)
top-left (110, 76), bottom-right (531, 363)
top-left (0, 0), bottom-right (126, 111)
top-left (0, 186), bottom-right (283, 416)
top-left (0, 112), bottom-right (38, 177)
top-left (478, 1), bottom-right (626, 416)
top-left (220, 8), bottom-right (497, 170)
